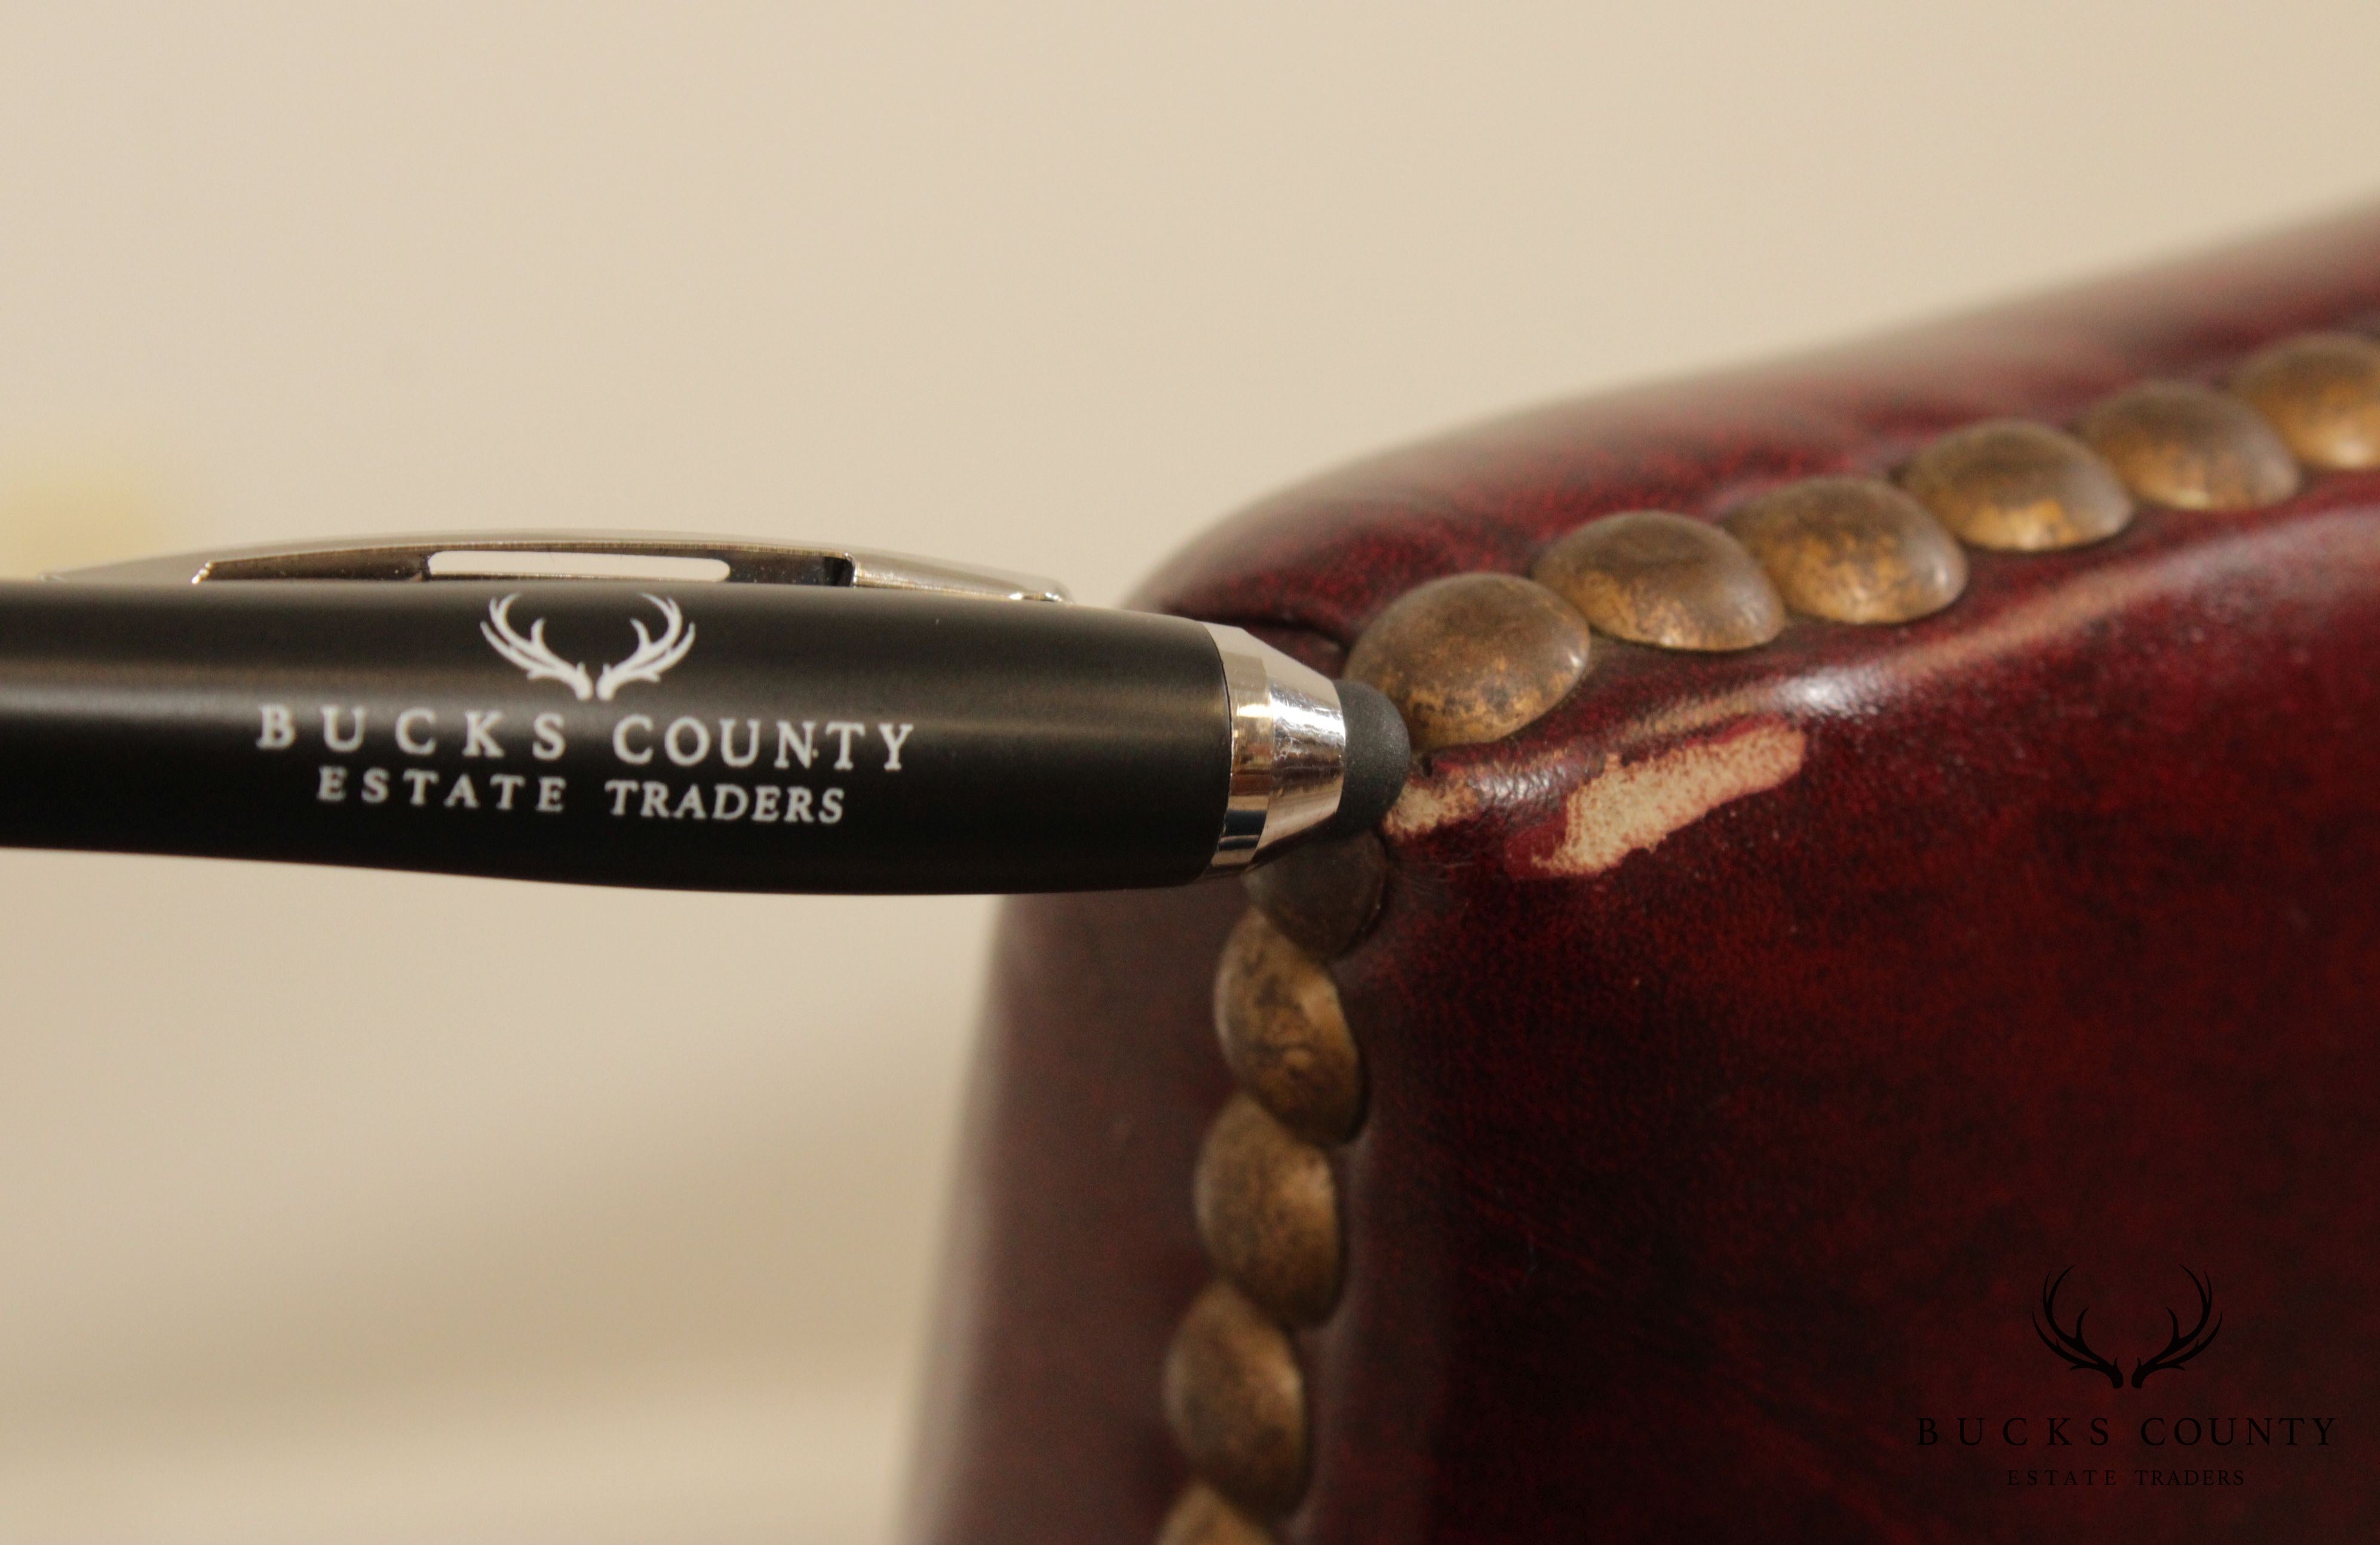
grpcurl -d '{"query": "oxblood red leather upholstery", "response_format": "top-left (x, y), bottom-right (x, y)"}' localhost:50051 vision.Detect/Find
top-left (908, 205), bottom-right (2380, 1543)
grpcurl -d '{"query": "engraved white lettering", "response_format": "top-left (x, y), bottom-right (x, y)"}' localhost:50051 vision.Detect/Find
top-left (719, 718), bottom-right (761, 768)
top-left (395, 708), bottom-right (438, 756)
top-left (774, 720), bottom-right (817, 770)
top-left (321, 706), bottom-right (367, 753)
top-left (462, 711), bottom-right (505, 758)
top-left (664, 716), bottom-right (711, 767)
top-left (281, 652), bottom-right (904, 841)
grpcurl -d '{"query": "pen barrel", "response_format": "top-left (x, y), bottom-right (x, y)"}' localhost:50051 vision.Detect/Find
top-left (0, 580), bottom-right (1235, 893)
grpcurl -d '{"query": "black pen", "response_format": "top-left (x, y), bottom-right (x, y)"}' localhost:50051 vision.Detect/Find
top-left (0, 532), bottom-right (1408, 894)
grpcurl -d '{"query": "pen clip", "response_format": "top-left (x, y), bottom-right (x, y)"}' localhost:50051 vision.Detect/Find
top-left (47, 531), bottom-right (1071, 604)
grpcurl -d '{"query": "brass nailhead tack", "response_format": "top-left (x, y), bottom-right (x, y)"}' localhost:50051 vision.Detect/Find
top-left (1214, 909), bottom-right (1365, 1145)
top-left (1723, 475), bottom-right (1968, 623)
top-left (1900, 419), bottom-right (2134, 552)
top-left (1242, 828), bottom-right (1389, 960)
top-left (2076, 380), bottom-right (2301, 510)
top-left (1531, 510), bottom-right (1787, 650)
top-left (2231, 332), bottom-right (2380, 471)
top-left (1163, 1281), bottom-right (1309, 1518)
top-left (1195, 1093), bottom-right (1343, 1326)
top-left (1158, 1483), bottom-right (1278, 1545)
top-left (1345, 572), bottom-right (1590, 753)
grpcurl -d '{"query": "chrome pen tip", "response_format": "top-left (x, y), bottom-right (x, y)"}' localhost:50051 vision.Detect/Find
top-left (1202, 626), bottom-right (1410, 874)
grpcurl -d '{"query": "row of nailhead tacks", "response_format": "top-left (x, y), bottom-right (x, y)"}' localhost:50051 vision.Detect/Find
top-left (1347, 330), bottom-right (2380, 753)
top-left (1155, 824), bottom-right (1389, 1545)
top-left (1150, 329), bottom-right (2380, 1543)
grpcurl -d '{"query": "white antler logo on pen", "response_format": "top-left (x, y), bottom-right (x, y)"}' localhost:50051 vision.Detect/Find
top-left (481, 593), bottom-right (695, 701)
top-left (591, 595), bottom-right (697, 700)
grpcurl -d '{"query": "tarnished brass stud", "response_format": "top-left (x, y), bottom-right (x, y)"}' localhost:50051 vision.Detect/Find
top-left (1531, 511), bottom-right (1786, 650)
top-left (2076, 381), bottom-right (2301, 509)
top-left (2231, 332), bottom-right (2380, 471)
top-left (1899, 420), bottom-right (2134, 551)
top-left (1345, 573), bottom-right (1590, 752)
top-left (1243, 828), bottom-right (1388, 960)
top-left (1722, 476), bottom-right (1968, 623)
top-left (1163, 1281), bottom-right (1308, 1518)
top-left (1158, 1483), bottom-right (1277, 1545)
top-left (1214, 910), bottom-right (1363, 1145)
top-left (1195, 1094), bottom-right (1342, 1326)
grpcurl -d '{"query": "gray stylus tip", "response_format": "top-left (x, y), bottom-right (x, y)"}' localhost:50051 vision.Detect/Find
top-left (1327, 679), bottom-right (1408, 835)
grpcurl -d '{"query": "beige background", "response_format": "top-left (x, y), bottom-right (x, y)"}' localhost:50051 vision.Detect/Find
top-left (1, 4), bottom-right (2375, 1542)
